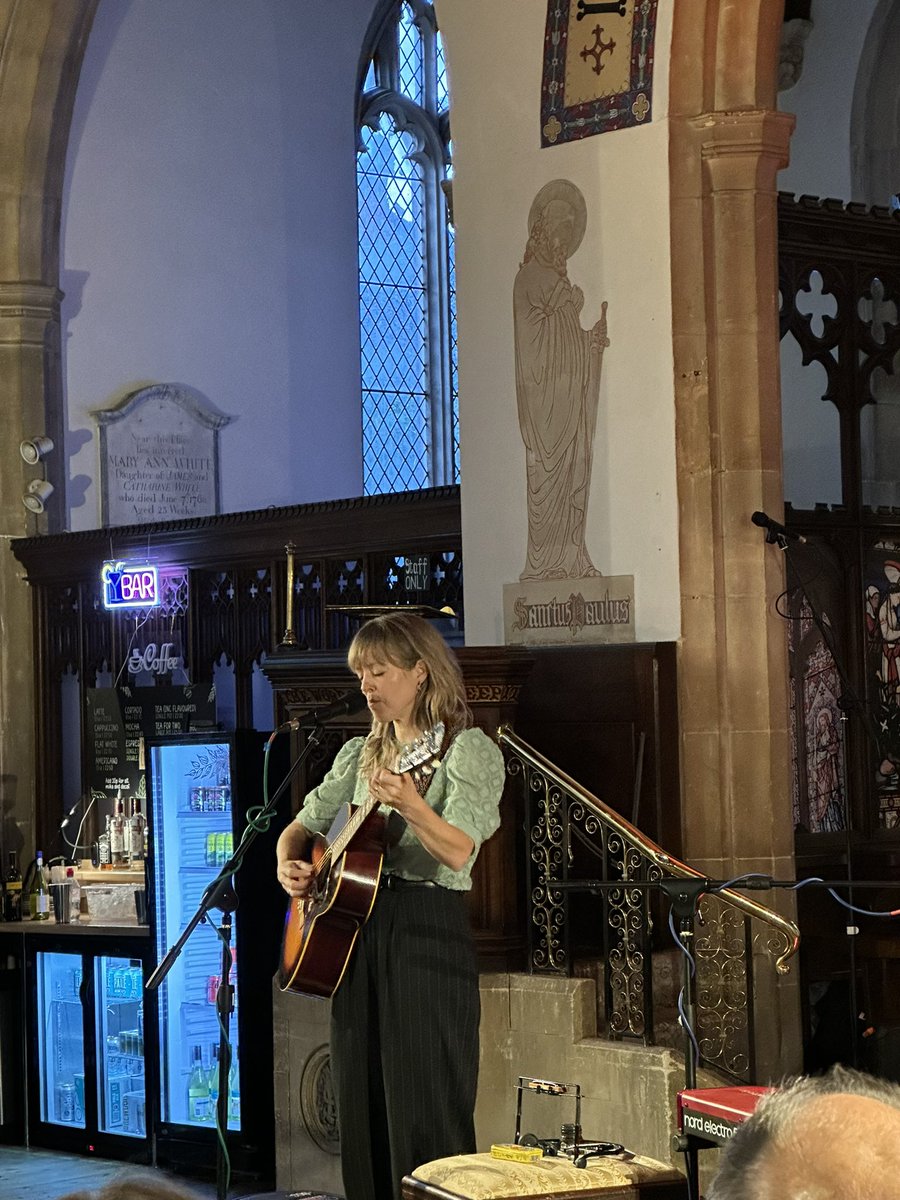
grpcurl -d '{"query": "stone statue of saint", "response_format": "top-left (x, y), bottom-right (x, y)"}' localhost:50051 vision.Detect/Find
top-left (514, 179), bottom-right (609, 581)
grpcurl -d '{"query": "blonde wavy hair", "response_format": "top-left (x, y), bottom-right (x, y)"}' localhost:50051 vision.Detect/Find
top-left (347, 612), bottom-right (470, 778)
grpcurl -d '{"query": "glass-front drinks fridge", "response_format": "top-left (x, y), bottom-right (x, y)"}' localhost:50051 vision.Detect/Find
top-left (25, 936), bottom-right (153, 1161)
top-left (147, 730), bottom-right (289, 1182)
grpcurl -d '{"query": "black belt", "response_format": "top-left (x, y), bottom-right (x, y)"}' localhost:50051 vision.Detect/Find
top-left (381, 874), bottom-right (438, 890)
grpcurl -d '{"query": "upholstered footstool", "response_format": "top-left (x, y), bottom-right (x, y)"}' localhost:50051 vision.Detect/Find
top-left (402, 1151), bottom-right (685, 1199)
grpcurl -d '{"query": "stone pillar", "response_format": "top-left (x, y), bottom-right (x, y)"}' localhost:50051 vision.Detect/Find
top-left (669, 1), bottom-right (803, 1074)
top-left (0, 0), bottom-right (98, 857)
top-left (0, 284), bottom-right (63, 860)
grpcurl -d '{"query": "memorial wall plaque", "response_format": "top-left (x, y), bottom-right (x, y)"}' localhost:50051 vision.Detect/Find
top-left (93, 383), bottom-right (234, 526)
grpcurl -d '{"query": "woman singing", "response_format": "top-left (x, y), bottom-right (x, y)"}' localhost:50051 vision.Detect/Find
top-left (275, 612), bottom-right (506, 1200)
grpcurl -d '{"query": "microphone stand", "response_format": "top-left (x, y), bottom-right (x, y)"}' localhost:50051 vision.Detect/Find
top-left (145, 719), bottom-right (331, 1200)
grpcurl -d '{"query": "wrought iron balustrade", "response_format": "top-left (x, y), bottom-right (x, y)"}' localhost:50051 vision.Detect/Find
top-left (499, 727), bottom-right (800, 1082)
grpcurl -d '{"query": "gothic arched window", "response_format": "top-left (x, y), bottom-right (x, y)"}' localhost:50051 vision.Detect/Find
top-left (357, 0), bottom-right (457, 495)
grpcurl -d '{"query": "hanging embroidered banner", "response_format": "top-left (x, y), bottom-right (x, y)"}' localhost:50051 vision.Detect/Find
top-left (541, 0), bottom-right (659, 147)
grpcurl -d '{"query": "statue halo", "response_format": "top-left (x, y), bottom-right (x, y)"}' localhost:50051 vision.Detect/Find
top-left (527, 179), bottom-right (588, 258)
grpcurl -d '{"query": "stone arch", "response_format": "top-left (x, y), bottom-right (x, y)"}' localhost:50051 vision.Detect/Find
top-left (0, 0), bottom-right (98, 858)
top-left (850, 0), bottom-right (900, 206)
top-left (0, 1), bottom-right (98, 283)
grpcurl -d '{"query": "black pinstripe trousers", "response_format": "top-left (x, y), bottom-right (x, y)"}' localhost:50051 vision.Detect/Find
top-left (330, 884), bottom-right (480, 1200)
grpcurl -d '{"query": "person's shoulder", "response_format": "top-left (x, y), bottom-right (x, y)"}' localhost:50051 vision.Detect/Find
top-left (332, 736), bottom-right (366, 767)
top-left (453, 725), bottom-right (496, 747)
top-left (449, 726), bottom-right (504, 763)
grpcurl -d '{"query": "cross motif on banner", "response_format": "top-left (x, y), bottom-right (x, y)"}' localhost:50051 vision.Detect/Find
top-left (580, 25), bottom-right (615, 74)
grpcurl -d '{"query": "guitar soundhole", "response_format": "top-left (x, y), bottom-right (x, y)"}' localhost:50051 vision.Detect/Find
top-left (311, 860), bottom-right (332, 904)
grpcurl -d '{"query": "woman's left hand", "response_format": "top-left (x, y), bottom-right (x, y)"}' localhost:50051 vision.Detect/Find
top-left (370, 767), bottom-right (420, 817)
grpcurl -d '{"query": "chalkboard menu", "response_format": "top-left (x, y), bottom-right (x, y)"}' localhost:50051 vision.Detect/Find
top-left (85, 685), bottom-right (217, 802)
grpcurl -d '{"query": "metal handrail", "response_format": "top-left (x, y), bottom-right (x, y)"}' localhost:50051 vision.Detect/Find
top-left (497, 725), bottom-right (800, 974)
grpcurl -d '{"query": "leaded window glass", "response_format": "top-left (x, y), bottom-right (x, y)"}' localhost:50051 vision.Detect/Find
top-left (357, 0), bottom-right (457, 494)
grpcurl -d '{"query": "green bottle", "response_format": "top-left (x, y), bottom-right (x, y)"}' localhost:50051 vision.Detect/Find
top-left (31, 850), bottom-right (50, 921)
top-left (227, 1049), bottom-right (240, 1124)
top-left (208, 1043), bottom-right (220, 1119)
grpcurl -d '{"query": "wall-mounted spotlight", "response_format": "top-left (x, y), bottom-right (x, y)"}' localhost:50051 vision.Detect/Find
top-left (20, 436), bottom-right (54, 465)
top-left (22, 479), bottom-right (54, 515)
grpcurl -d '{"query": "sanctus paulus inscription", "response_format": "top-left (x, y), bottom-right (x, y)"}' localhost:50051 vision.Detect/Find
top-left (94, 383), bottom-right (234, 526)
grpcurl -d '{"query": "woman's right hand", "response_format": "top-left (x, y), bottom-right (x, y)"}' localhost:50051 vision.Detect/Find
top-left (277, 857), bottom-right (314, 899)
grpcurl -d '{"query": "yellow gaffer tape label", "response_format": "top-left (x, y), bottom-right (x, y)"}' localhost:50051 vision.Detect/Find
top-left (490, 1143), bottom-right (543, 1163)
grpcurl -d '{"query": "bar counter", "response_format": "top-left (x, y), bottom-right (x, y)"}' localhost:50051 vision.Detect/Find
top-left (1, 919), bottom-right (151, 938)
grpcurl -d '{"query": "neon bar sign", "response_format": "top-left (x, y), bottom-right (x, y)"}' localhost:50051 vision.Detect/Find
top-left (101, 560), bottom-right (160, 609)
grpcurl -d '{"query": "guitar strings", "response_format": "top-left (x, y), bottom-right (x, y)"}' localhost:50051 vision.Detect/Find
top-left (306, 745), bottom-right (445, 888)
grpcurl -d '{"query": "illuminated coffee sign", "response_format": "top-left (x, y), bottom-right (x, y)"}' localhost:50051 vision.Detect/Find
top-left (101, 561), bottom-right (160, 610)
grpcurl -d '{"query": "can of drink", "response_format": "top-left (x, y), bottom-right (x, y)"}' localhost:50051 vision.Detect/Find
top-left (189, 787), bottom-right (203, 811)
top-left (206, 833), bottom-right (217, 867)
top-left (73, 1073), bottom-right (85, 1122)
top-left (207, 975), bottom-right (220, 1004)
top-left (56, 1081), bottom-right (76, 1123)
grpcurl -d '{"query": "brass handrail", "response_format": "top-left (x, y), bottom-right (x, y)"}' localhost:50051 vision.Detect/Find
top-left (498, 725), bottom-right (800, 974)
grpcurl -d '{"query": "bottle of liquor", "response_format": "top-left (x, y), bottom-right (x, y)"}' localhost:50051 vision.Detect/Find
top-left (110, 792), bottom-right (127, 867)
top-left (31, 850), bottom-right (50, 921)
top-left (98, 815), bottom-right (112, 868)
top-left (4, 851), bottom-right (22, 922)
top-left (187, 1043), bottom-right (210, 1123)
top-left (128, 796), bottom-right (146, 863)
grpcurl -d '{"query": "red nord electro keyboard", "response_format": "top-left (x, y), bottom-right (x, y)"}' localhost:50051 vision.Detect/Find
top-left (677, 1086), bottom-right (774, 1147)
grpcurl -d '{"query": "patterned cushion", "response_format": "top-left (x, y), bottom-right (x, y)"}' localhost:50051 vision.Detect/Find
top-left (407, 1151), bottom-right (682, 1198)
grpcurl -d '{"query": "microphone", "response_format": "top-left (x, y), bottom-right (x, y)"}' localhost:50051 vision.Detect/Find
top-left (279, 689), bottom-right (368, 732)
top-left (750, 511), bottom-right (807, 544)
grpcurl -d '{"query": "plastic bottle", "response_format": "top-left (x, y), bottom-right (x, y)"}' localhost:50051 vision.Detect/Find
top-left (187, 1043), bottom-right (210, 1123)
top-left (31, 850), bottom-right (50, 920)
top-left (65, 865), bottom-right (81, 921)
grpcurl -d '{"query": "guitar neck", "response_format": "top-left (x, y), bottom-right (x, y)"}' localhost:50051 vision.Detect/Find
top-left (315, 732), bottom-right (445, 872)
top-left (326, 793), bottom-right (379, 864)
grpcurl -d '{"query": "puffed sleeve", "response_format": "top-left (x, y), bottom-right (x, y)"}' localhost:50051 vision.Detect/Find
top-left (296, 737), bottom-right (365, 835)
top-left (440, 727), bottom-right (506, 853)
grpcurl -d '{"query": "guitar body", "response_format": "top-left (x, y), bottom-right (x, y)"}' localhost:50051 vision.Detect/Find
top-left (278, 803), bottom-right (386, 998)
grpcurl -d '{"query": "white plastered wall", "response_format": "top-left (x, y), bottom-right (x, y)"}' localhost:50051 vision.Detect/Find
top-left (438, 0), bottom-right (679, 645)
top-left (62, 0), bottom-right (375, 531)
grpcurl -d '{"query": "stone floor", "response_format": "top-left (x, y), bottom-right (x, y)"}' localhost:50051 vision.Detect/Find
top-left (0, 1145), bottom-right (299, 1200)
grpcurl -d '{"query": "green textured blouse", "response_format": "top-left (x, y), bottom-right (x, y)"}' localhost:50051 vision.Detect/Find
top-left (294, 726), bottom-right (506, 891)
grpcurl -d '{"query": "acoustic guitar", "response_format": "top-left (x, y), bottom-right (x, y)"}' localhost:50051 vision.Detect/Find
top-left (278, 725), bottom-right (445, 998)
